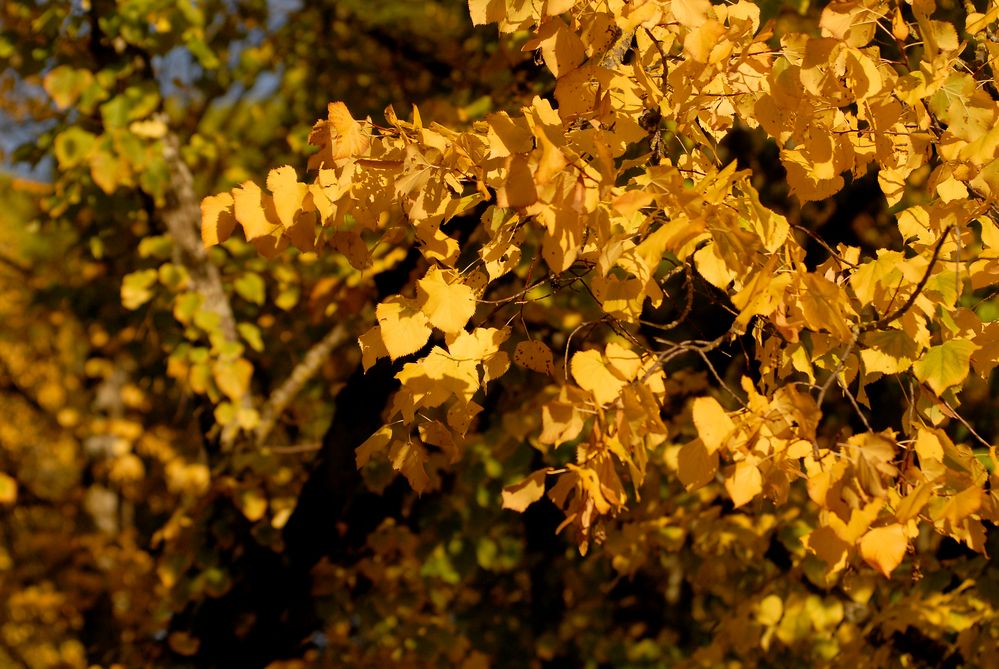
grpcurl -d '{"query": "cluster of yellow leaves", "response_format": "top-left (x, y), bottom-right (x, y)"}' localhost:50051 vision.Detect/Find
top-left (204, 0), bottom-right (999, 577)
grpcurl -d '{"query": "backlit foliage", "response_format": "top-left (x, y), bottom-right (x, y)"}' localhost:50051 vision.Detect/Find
top-left (203, 0), bottom-right (999, 663)
top-left (4, 0), bottom-right (999, 666)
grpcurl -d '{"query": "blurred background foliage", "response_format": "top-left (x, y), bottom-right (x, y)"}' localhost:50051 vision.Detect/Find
top-left (2, 0), bottom-right (999, 668)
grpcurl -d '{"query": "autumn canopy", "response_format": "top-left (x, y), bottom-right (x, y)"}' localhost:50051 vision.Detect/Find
top-left (3, 0), bottom-right (999, 666)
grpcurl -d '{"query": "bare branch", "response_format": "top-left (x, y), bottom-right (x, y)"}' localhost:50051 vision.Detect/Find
top-left (817, 328), bottom-right (859, 409)
top-left (838, 376), bottom-right (872, 432)
top-left (254, 324), bottom-right (351, 447)
top-left (638, 262), bottom-right (693, 333)
top-left (938, 396), bottom-right (994, 449)
top-left (791, 224), bottom-right (858, 269)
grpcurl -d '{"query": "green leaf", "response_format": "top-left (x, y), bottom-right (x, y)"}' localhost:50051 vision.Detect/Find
top-left (138, 235), bottom-right (173, 259)
top-left (121, 269), bottom-right (158, 310)
top-left (913, 339), bottom-right (979, 395)
top-left (43, 65), bottom-right (94, 110)
top-left (234, 273), bottom-right (266, 305)
top-left (237, 323), bottom-right (265, 352)
top-left (54, 127), bottom-right (96, 169)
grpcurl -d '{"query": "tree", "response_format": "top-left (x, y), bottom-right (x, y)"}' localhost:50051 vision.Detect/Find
top-left (3, 0), bottom-right (999, 666)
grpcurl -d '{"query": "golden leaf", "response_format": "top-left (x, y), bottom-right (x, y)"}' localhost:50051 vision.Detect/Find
top-left (266, 165), bottom-right (308, 229)
top-left (389, 438), bottom-right (431, 493)
top-left (200, 192), bottom-right (236, 246)
top-left (859, 524), bottom-right (907, 577)
top-left (798, 273), bottom-right (854, 340)
top-left (417, 267), bottom-right (477, 334)
top-left (895, 483), bottom-right (934, 523)
top-left (677, 439), bottom-right (718, 490)
top-left (496, 154), bottom-right (538, 209)
top-left (724, 460), bottom-right (762, 508)
top-left (233, 181), bottom-right (281, 241)
top-left (375, 297), bottom-right (432, 360)
top-left (514, 340), bottom-right (555, 374)
top-left (326, 101), bottom-right (370, 159)
top-left (502, 469), bottom-right (550, 512)
top-left (804, 526), bottom-right (851, 575)
top-left (572, 349), bottom-right (626, 406)
top-left (358, 326), bottom-right (389, 372)
top-left (211, 358), bottom-right (253, 403)
top-left (692, 396), bottom-right (735, 454)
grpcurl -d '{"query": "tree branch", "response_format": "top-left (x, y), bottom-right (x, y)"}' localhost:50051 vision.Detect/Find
top-left (254, 323), bottom-right (350, 447)
top-left (0, 253), bottom-right (30, 278)
top-left (863, 225), bottom-right (954, 332)
top-left (158, 118), bottom-right (251, 448)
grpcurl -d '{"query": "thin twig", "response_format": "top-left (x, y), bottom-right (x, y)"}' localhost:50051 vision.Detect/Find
top-left (692, 346), bottom-right (746, 408)
top-left (642, 27), bottom-right (670, 91)
top-left (863, 225), bottom-right (954, 332)
top-left (265, 442), bottom-right (323, 454)
top-left (638, 263), bottom-right (693, 333)
top-left (938, 396), bottom-right (994, 448)
top-left (838, 376), bottom-right (872, 432)
top-left (792, 224), bottom-right (858, 269)
top-left (817, 328), bottom-right (859, 408)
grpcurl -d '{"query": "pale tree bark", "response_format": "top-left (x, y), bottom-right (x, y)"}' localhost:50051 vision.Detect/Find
top-left (158, 118), bottom-right (350, 450)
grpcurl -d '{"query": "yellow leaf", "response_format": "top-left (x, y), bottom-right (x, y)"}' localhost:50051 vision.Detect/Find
top-left (376, 297), bottom-right (432, 360)
top-left (358, 326), bottom-right (389, 371)
top-left (539, 387), bottom-right (585, 445)
top-left (357, 425), bottom-right (393, 468)
top-left (693, 243), bottom-right (737, 290)
top-left (417, 267), bottom-right (477, 334)
top-left (676, 439), bottom-right (718, 490)
top-left (895, 483), bottom-right (934, 523)
top-left (502, 469), bottom-right (550, 512)
top-left (200, 193), bottom-right (236, 246)
top-left (935, 486), bottom-right (983, 527)
top-left (805, 525), bottom-right (850, 575)
top-left (233, 181), bottom-right (280, 241)
top-left (212, 358), bottom-right (253, 401)
top-left (604, 342), bottom-right (642, 380)
top-left (798, 273), bottom-right (854, 340)
top-left (725, 460), bottom-right (762, 508)
top-left (859, 524), bottom-right (908, 577)
top-left (397, 346), bottom-right (479, 408)
top-left (536, 17), bottom-right (585, 78)
top-left (326, 101), bottom-right (370, 159)
top-left (672, 0), bottom-right (712, 28)
top-left (468, 0), bottom-right (506, 26)
top-left (757, 594), bottom-right (783, 626)
top-left (266, 165), bottom-right (307, 228)
top-left (538, 199), bottom-right (585, 273)
top-left (330, 231), bottom-right (371, 270)
top-left (484, 112), bottom-right (534, 158)
top-left (389, 438), bottom-right (431, 493)
top-left (913, 339), bottom-right (978, 395)
top-left (0, 472), bottom-right (17, 506)
top-left (514, 340), bottom-right (555, 374)
top-left (692, 396), bottom-right (734, 454)
top-left (572, 349), bottom-right (626, 406)
top-left (496, 154), bottom-right (538, 209)
top-left (449, 327), bottom-right (510, 385)
top-left (237, 488), bottom-right (268, 522)
top-left (731, 257), bottom-right (790, 332)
